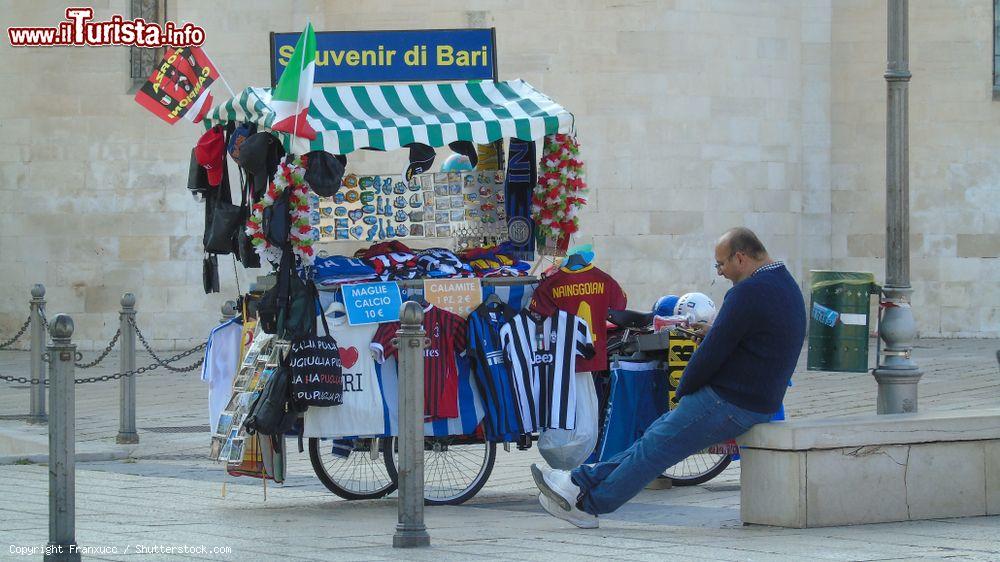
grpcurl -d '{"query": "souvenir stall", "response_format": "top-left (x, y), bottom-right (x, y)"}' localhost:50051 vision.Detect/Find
top-left (189, 75), bottom-right (606, 498)
top-left (149, 32), bottom-right (729, 505)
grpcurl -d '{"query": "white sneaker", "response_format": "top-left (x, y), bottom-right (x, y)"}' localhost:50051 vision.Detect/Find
top-left (538, 493), bottom-right (599, 529)
top-left (531, 463), bottom-right (580, 511)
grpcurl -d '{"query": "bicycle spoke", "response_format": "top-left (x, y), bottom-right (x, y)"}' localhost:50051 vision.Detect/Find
top-left (319, 439), bottom-right (393, 494)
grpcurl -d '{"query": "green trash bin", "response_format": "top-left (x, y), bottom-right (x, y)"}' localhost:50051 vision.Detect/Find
top-left (807, 271), bottom-right (877, 373)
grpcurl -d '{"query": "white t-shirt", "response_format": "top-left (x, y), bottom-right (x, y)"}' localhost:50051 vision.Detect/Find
top-left (304, 306), bottom-right (386, 437)
top-left (200, 319), bottom-right (241, 433)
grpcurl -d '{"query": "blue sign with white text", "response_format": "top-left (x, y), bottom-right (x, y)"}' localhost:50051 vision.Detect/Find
top-left (270, 28), bottom-right (496, 85)
top-left (342, 282), bottom-right (403, 326)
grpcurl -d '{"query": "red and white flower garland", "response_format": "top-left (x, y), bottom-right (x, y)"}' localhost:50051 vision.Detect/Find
top-left (531, 134), bottom-right (587, 250)
top-left (245, 155), bottom-right (316, 266)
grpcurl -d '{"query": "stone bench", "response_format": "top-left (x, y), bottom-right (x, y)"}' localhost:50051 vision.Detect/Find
top-left (737, 408), bottom-right (1000, 528)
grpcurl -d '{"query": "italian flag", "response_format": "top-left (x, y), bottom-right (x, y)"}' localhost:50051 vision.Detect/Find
top-left (271, 23), bottom-right (317, 140)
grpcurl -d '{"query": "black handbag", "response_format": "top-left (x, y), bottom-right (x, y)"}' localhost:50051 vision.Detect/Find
top-left (287, 307), bottom-right (343, 407)
top-left (202, 254), bottom-right (220, 294)
top-left (204, 193), bottom-right (241, 254)
top-left (243, 354), bottom-right (304, 436)
top-left (235, 167), bottom-right (261, 268)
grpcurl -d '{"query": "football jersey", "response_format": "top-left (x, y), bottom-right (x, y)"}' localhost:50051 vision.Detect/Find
top-left (361, 240), bottom-right (420, 281)
top-left (304, 308), bottom-right (386, 437)
top-left (466, 300), bottom-right (523, 441)
top-left (312, 255), bottom-right (377, 285)
top-left (371, 305), bottom-right (468, 420)
top-left (416, 248), bottom-right (474, 278)
top-left (460, 245), bottom-right (531, 277)
top-left (499, 309), bottom-right (594, 431)
top-left (530, 264), bottom-right (626, 372)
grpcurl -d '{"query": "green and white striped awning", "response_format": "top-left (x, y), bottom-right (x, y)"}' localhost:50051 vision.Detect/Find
top-left (203, 79), bottom-right (574, 155)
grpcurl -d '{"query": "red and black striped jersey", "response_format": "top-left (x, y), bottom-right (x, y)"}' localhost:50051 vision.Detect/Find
top-left (371, 305), bottom-right (468, 420)
top-left (360, 241), bottom-right (420, 281)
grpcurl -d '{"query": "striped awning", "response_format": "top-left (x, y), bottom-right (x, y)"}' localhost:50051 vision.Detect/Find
top-left (203, 79), bottom-right (574, 155)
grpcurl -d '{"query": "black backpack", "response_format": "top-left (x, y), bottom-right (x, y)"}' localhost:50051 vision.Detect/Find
top-left (243, 354), bottom-right (306, 436)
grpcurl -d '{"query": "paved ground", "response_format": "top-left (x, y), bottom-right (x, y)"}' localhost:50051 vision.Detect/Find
top-left (0, 338), bottom-right (998, 561)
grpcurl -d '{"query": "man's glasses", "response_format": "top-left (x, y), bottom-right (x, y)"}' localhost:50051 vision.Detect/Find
top-left (714, 252), bottom-right (736, 271)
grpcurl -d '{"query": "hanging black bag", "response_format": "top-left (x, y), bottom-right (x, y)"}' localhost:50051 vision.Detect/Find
top-left (203, 155), bottom-right (240, 255)
top-left (287, 292), bottom-right (343, 407)
top-left (235, 166), bottom-right (261, 268)
top-left (243, 353), bottom-right (304, 436)
top-left (204, 194), bottom-right (241, 254)
top-left (257, 249), bottom-right (317, 339)
top-left (202, 254), bottom-right (220, 294)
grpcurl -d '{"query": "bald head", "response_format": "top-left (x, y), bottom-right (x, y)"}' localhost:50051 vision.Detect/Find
top-left (715, 227), bottom-right (772, 284)
top-left (719, 227), bottom-right (768, 260)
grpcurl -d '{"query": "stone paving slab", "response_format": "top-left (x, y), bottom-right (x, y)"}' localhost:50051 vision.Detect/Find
top-left (0, 338), bottom-right (998, 560)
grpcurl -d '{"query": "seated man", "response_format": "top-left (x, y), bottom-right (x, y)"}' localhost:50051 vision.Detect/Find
top-left (532, 227), bottom-right (807, 528)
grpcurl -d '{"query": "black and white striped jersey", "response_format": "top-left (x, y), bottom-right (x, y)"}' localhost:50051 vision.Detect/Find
top-left (499, 309), bottom-right (595, 431)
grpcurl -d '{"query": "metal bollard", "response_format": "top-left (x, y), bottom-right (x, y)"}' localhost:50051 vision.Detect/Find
top-left (116, 293), bottom-right (138, 444)
top-left (220, 300), bottom-right (238, 323)
top-left (392, 301), bottom-right (430, 548)
top-left (28, 284), bottom-right (47, 424)
top-left (45, 314), bottom-right (80, 562)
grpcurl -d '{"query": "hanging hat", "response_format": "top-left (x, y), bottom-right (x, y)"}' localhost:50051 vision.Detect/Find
top-left (448, 140), bottom-right (479, 168)
top-left (194, 126), bottom-right (226, 186)
top-left (227, 123), bottom-right (256, 162)
top-left (303, 151), bottom-right (347, 198)
top-left (234, 132), bottom-right (285, 198)
top-left (404, 143), bottom-right (436, 182)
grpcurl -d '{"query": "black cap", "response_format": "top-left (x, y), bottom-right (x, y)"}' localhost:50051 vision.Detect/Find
top-left (235, 132), bottom-right (285, 198)
top-left (404, 143), bottom-right (436, 182)
top-left (448, 140), bottom-right (479, 168)
top-left (303, 151), bottom-right (347, 198)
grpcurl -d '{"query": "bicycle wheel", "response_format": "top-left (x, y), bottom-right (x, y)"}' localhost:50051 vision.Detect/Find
top-left (383, 436), bottom-right (496, 506)
top-left (663, 449), bottom-right (732, 486)
top-left (308, 437), bottom-right (397, 500)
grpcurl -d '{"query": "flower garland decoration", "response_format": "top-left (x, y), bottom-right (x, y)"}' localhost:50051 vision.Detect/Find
top-left (531, 134), bottom-right (587, 251)
top-left (245, 155), bottom-right (317, 266)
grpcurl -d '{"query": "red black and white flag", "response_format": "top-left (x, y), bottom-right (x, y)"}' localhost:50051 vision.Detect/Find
top-left (134, 46), bottom-right (220, 124)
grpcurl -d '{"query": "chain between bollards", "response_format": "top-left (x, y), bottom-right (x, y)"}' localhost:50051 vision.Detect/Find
top-left (393, 301), bottom-right (431, 549)
top-left (0, 317), bottom-right (30, 349)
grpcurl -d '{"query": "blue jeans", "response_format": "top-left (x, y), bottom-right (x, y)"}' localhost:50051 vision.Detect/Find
top-left (571, 385), bottom-right (772, 515)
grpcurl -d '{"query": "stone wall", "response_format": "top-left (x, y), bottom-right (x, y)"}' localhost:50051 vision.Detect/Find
top-left (831, 0), bottom-right (1000, 337)
top-left (0, 0), bottom-right (997, 348)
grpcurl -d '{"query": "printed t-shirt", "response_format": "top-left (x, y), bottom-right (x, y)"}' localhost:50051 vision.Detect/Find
top-left (304, 310), bottom-right (386, 437)
top-left (530, 264), bottom-right (626, 372)
top-left (201, 319), bottom-right (241, 433)
top-left (371, 305), bottom-right (467, 420)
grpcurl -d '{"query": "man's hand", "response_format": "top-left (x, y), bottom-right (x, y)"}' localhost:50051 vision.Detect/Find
top-left (690, 321), bottom-right (712, 337)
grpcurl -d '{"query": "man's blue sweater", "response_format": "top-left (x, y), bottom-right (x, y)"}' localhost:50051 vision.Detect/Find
top-left (675, 263), bottom-right (806, 414)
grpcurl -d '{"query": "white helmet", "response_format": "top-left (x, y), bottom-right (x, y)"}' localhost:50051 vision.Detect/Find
top-left (675, 292), bottom-right (717, 324)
